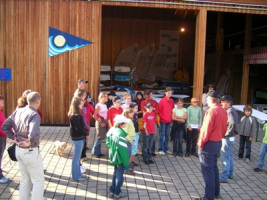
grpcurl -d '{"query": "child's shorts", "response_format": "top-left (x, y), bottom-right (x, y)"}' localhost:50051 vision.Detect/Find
top-left (131, 133), bottom-right (139, 156)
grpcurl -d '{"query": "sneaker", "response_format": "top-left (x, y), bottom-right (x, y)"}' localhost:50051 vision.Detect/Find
top-left (185, 153), bottom-right (190, 157)
top-left (114, 191), bottom-right (127, 199)
top-left (132, 161), bottom-right (139, 166)
top-left (124, 170), bottom-right (135, 175)
top-left (0, 177), bottom-right (9, 184)
top-left (72, 177), bottom-right (87, 182)
top-left (219, 179), bottom-right (228, 184)
top-left (158, 151), bottom-right (165, 155)
top-left (144, 160), bottom-right (150, 165)
top-left (254, 167), bottom-right (262, 172)
top-left (246, 158), bottom-right (251, 163)
top-left (80, 157), bottom-right (88, 162)
top-left (235, 156), bottom-right (242, 160)
top-left (149, 160), bottom-right (155, 164)
top-left (193, 152), bottom-right (199, 158)
top-left (165, 150), bottom-right (172, 155)
top-left (80, 166), bottom-right (88, 174)
top-left (109, 192), bottom-right (114, 198)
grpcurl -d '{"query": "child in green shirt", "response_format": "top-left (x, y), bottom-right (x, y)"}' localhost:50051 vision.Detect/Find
top-left (186, 97), bottom-right (202, 157)
top-left (106, 115), bottom-right (130, 199)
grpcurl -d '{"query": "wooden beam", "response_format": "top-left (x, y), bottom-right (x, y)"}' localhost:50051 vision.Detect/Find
top-left (215, 12), bottom-right (223, 84)
top-left (193, 8), bottom-right (207, 105)
top-left (240, 14), bottom-right (252, 105)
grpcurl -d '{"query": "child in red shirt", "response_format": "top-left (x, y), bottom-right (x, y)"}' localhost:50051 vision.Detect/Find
top-left (142, 103), bottom-right (157, 165)
top-left (107, 96), bottom-right (123, 129)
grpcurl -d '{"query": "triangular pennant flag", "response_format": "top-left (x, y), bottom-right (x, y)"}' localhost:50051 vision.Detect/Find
top-left (49, 27), bottom-right (93, 57)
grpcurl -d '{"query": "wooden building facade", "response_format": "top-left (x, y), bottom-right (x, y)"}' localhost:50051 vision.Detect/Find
top-left (1, 0), bottom-right (267, 124)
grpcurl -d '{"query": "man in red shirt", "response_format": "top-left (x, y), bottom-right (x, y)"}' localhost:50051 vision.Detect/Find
top-left (196, 91), bottom-right (227, 200)
top-left (141, 89), bottom-right (159, 156)
top-left (107, 96), bottom-right (123, 129)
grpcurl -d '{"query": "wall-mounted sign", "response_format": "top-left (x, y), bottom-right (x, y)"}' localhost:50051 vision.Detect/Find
top-left (49, 27), bottom-right (93, 57)
top-left (0, 68), bottom-right (11, 81)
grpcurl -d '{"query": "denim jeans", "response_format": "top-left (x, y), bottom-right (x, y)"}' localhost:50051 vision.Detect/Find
top-left (109, 164), bottom-right (126, 196)
top-left (238, 135), bottom-right (251, 159)
top-left (257, 142), bottom-right (267, 169)
top-left (72, 139), bottom-right (84, 181)
top-left (158, 122), bottom-right (171, 152)
top-left (92, 139), bottom-right (102, 156)
top-left (143, 134), bottom-right (154, 162)
top-left (199, 141), bottom-right (221, 200)
top-left (186, 128), bottom-right (199, 154)
top-left (0, 137), bottom-right (6, 178)
top-left (173, 128), bottom-right (184, 155)
top-left (125, 142), bottom-right (132, 172)
top-left (151, 125), bottom-right (158, 154)
top-left (16, 147), bottom-right (44, 200)
top-left (220, 137), bottom-right (235, 181)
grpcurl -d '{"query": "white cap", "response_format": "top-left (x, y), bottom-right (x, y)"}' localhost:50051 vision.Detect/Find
top-left (113, 115), bottom-right (131, 124)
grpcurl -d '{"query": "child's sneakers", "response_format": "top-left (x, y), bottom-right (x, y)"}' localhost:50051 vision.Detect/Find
top-left (0, 177), bottom-right (9, 184)
top-left (114, 191), bottom-right (127, 199)
top-left (158, 151), bottom-right (165, 155)
top-left (80, 166), bottom-right (88, 174)
top-left (166, 150), bottom-right (172, 155)
top-left (246, 158), bottom-right (251, 163)
top-left (254, 167), bottom-right (262, 172)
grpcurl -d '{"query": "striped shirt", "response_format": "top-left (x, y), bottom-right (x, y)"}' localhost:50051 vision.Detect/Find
top-left (2, 105), bottom-right (41, 148)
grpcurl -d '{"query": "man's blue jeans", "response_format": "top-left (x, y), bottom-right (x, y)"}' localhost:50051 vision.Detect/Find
top-left (199, 141), bottom-right (221, 200)
top-left (109, 164), bottom-right (126, 196)
top-left (92, 139), bottom-right (102, 156)
top-left (220, 137), bottom-right (235, 181)
top-left (158, 122), bottom-right (171, 152)
top-left (72, 139), bottom-right (84, 181)
top-left (257, 142), bottom-right (267, 169)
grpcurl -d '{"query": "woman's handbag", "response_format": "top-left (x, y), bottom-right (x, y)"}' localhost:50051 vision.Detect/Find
top-left (7, 143), bottom-right (17, 161)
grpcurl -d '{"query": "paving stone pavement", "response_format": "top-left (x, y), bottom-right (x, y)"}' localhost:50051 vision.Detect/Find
top-left (1, 126), bottom-right (267, 200)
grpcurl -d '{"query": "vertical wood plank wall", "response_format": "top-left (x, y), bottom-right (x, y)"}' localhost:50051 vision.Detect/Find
top-left (0, 0), bottom-right (101, 124)
top-left (101, 19), bottom-right (195, 71)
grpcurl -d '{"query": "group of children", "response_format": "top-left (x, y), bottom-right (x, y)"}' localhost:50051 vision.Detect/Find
top-left (68, 83), bottom-right (267, 198)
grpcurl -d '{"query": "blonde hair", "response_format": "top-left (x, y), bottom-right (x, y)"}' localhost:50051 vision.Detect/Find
top-left (122, 107), bottom-right (133, 118)
top-left (68, 97), bottom-right (82, 117)
top-left (98, 92), bottom-right (107, 102)
top-left (17, 96), bottom-right (27, 108)
top-left (73, 89), bottom-right (86, 99)
top-left (123, 93), bottom-right (131, 100)
top-left (22, 90), bottom-right (32, 97)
